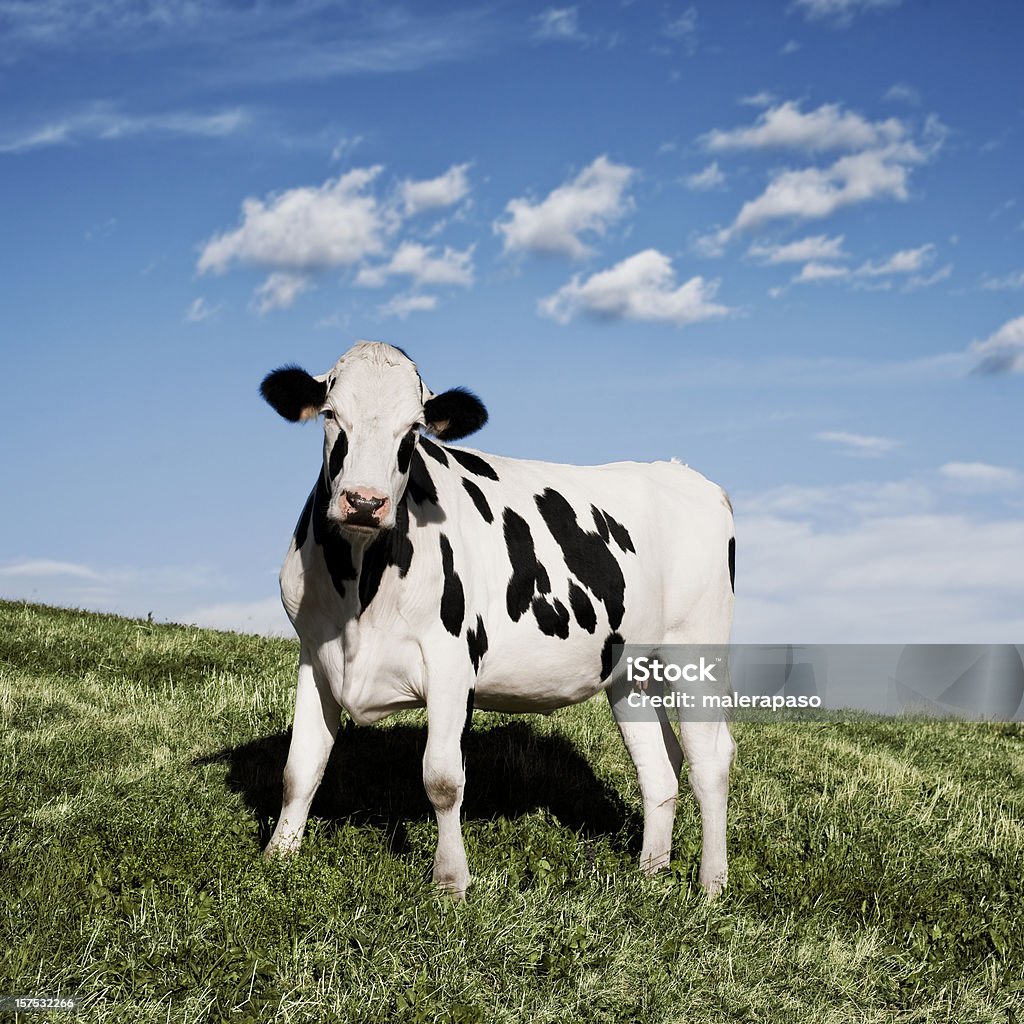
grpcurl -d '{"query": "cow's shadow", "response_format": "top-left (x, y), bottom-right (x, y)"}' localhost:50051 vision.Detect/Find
top-left (197, 718), bottom-right (637, 857)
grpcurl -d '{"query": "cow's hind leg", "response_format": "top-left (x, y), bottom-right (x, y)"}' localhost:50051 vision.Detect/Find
top-left (264, 646), bottom-right (340, 858)
top-left (423, 677), bottom-right (474, 899)
top-left (608, 680), bottom-right (684, 873)
top-left (667, 587), bottom-right (736, 897)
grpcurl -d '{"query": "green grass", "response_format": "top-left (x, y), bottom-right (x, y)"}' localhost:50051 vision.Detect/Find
top-left (0, 599), bottom-right (1021, 1023)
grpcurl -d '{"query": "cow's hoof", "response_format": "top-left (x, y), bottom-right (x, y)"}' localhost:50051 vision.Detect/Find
top-left (700, 873), bottom-right (728, 899)
top-left (262, 840), bottom-right (299, 861)
top-left (434, 873), bottom-right (470, 901)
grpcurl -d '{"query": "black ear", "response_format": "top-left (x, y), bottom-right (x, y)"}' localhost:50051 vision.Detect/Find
top-left (260, 366), bottom-right (328, 422)
top-left (424, 387), bottom-right (488, 441)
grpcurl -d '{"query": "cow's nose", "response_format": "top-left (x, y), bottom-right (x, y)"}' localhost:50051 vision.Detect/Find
top-left (345, 490), bottom-right (386, 513)
top-left (340, 489), bottom-right (389, 527)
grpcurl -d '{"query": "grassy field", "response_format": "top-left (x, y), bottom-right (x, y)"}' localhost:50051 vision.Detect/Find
top-left (0, 599), bottom-right (1021, 1023)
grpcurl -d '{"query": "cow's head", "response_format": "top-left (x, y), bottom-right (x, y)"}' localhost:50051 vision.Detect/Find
top-left (260, 341), bottom-right (486, 533)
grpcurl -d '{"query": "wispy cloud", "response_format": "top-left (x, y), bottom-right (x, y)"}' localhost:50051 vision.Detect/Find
top-left (494, 155), bottom-right (635, 260)
top-left (940, 462), bottom-right (1021, 491)
top-left (1, 2), bottom-right (496, 84)
top-left (662, 5), bottom-right (698, 55)
top-left (184, 297), bottom-right (221, 323)
top-left (252, 272), bottom-right (311, 314)
top-left (533, 6), bottom-right (582, 41)
top-left (0, 102), bottom-right (249, 154)
top-left (539, 249), bottom-right (730, 328)
top-left (748, 234), bottom-right (848, 264)
top-left (979, 269), bottom-right (1024, 291)
top-left (378, 292), bottom-right (438, 319)
top-left (790, 0), bottom-right (902, 27)
top-left (684, 161), bottom-right (725, 191)
top-left (815, 430), bottom-right (900, 457)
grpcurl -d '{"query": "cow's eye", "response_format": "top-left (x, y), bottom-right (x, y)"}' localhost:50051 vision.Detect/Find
top-left (321, 409), bottom-right (335, 421)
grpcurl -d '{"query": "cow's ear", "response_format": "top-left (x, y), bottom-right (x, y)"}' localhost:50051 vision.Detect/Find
top-left (260, 366), bottom-right (328, 422)
top-left (424, 387), bottom-right (488, 440)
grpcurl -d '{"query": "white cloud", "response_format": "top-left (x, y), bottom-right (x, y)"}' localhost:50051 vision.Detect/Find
top-left (970, 315), bottom-right (1024, 375)
top-left (748, 234), bottom-right (848, 264)
top-left (857, 242), bottom-right (934, 276)
top-left (494, 155), bottom-right (635, 260)
top-left (377, 292), bottom-right (438, 319)
top-left (533, 6), bottom-right (582, 41)
top-left (253, 272), bottom-right (311, 313)
top-left (684, 162), bottom-right (726, 191)
top-left (815, 430), bottom-right (899, 457)
top-left (793, 261), bottom-right (851, 282)
top-left (184, 296), bottom-right (220, 323)
top-left (940, 462), bottom-right (1022, 491)
top-left (979, 270), bottom-right (1024, 291)
top-left (399, 163), bottom-right (471, 216)
top-left (197, 167), bottom-right (389, 276)
top-left (791, 0), bottom-right (901, 26)
top-left (740, 91), bottom-right (776, 108)
top-left (727, 147), bottom-right (919, 243)
top-left (703, 100), bottom-right (906, 154)
top-left (356, 242), bottom-right (474, 288)
top-left (780, 39), bottom-right (801, 54)
top-left (0, 102), bottom-right (249, 154)
top-left (734, 476), bottom-right (1024, 644)
top-left (538, 249), bottom-right (730, 328)
top-left (696, 102), bottom-right (944, 251)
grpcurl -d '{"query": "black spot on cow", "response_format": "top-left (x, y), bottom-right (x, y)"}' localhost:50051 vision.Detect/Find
top-left (535, 489), bottom-right (627, 631)
top-left (591, 505), bottom-right (609, 542)
top-left (603, 512), bottom-right (636, 554)
top-left (460, 687), bottom-right (475, 768)
top-left (532, 596), bottom-right (570, 639)
top-left (567, 580), bottom-right (597, 634)
top-left (446, 446), bottom-right (499, 481)
top-left (311, 475), bottom-right (357, 598)
top-left (467, 615), bottom-right (488, 673)
top-left (294, 488), bottom-right (315, 551)
top-left (407, 449), bottom-right (439, 507)
top-left (260, 365), bottom-right (327, 422)
top-left (358, 499), bottom-right (414, 612)
top-left (728, 537), bottom-right (736, 593)
top-left (461, 478), bottom-right (494, 524)
top-left (600, 631), bottom-right (625, 681)
top-left (328, 428), bottom-right (348, 479)
top-left (439, 534), bottom-right (465, 636)
top-left (502, 508), bottom-right (547, 622)
top-left (396, 430), bottom-right (416, 475)
top-left (419, 436), bottom-right (449, 467)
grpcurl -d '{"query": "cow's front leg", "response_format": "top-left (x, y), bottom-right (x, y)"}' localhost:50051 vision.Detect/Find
top-left (264, 647), bottom-right (340, 858)
top-left (423, 677), bottom-right (474, 899)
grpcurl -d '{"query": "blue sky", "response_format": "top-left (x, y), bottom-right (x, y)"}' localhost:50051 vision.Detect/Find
top-left (1, 0), bottom-right (1022, 642)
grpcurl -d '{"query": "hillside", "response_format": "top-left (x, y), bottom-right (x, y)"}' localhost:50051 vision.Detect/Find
top-left (0, 599), bottom-right (1021, 1023)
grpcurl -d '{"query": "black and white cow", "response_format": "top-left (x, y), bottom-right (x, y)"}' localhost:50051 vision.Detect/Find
top-left (260, 341), bottom-right (736, 898)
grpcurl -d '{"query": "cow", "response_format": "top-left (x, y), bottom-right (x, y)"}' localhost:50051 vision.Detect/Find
top-left (259, 341), bottom-right (736, 898)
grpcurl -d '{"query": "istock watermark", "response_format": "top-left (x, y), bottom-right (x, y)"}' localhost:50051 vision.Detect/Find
top-left (606, 644), bottom-right (1024, 723)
